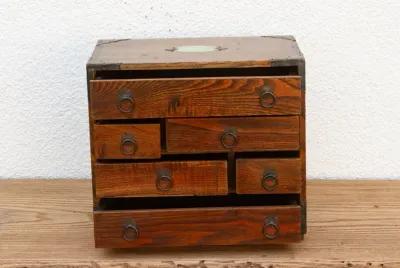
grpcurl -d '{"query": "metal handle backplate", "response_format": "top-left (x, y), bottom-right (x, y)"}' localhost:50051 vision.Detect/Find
top-left (156, 169), bottom-right (173, 192)
top-left (117, 89), bottom-right (135, 113)
top-left (220, 128), bottom-right (238, 149)
top-left (263, 216), bottom-right (279, 239)
top-left (259, 85), bottom-right (276, 108)
top-left (123, 219), bottom-right (139, 241)
top-left (261, 170), bottom-right (278, 191)
top-left (120, 133), bottom-right (138, 155)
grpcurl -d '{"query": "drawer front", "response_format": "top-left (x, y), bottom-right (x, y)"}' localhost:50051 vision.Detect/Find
top-left (94, 161), bottom-right (228, 198)
top-left (94, 205), bottom-right (302, 248)
top-left (93, 124), bottom-right (160, 159)
top-left (166, 117), bottom-right (299, 153)
top-left (236, 158), bottom-right (302, 194)
top-left (89, 77), bottom-right (301, 119)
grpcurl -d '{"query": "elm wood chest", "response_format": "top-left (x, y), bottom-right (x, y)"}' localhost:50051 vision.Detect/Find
top-left (87, 36), bottom-right (306, 248)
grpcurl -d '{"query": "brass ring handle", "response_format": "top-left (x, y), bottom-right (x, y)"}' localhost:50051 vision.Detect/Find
top-left (156, 169), bottom-right (173, 192)
top-left (220, 128), bottom-right (238, 149)
top-left (259, 85), bottom-right (276, 108)
top-left (120, 133), bottom-right (138, 155)
top-left (261, 170), bottom-right (278, 191)
top-left (117, 89), bottom-right (135, 113)
top-left (123, 220), bottom-right (139, 241)
top-left (263, 216), bottom-right (279, 239)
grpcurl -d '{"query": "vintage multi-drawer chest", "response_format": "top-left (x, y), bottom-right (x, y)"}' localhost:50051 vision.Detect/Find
top-left (86, 36), bottom-right (306, 248)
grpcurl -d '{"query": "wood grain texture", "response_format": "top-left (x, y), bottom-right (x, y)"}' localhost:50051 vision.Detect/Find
top-left (93, 124), bottom-right (160, 159)
top-left (87, 68), bottom-right (97, 207)
top-left (94, 206), bottom-right (302, 248)
top-left (236, 158), bottom-right (302, 194)
top-left (89, 77), bottom-right (301, 119)
top-left (87, 36), bottom-right (304, 70)
top-left (94, 161), bottom-right (228, 198)
top-left (1, 179), bottom-right (400, 267)
top-left (299, 77), bottom-right (307, 233)
top-left (166, 116), bottom-right (300, 153)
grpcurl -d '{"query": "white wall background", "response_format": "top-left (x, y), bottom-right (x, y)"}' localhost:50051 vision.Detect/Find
top-left (0, 1), bottom-right (399, 179)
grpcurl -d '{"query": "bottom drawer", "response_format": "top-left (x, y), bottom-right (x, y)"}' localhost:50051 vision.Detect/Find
top-left (94, 205), bottom-right (302, 248)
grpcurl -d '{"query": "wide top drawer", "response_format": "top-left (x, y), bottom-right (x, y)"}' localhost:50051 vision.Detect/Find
top-left (89, 77), bottom-right (301, 119)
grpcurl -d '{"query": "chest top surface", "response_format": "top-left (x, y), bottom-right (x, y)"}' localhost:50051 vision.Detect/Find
top-left (87, 36), bottom-right (304, 70)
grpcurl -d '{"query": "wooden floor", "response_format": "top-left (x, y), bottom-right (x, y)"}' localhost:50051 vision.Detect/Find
top-left (0, 179), bottom-right (399, 267)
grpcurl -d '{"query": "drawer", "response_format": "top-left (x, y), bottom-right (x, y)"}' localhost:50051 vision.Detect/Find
top-left (236, 158), bottom-right (302, 194)
top-left (94, 205), bottom-right (302, 248)
top-left (166, 117), bottom-right (299, 153)
top-left (89, 77), bottom-right (301, 119)
top-left (93, 124), bottom-right (160, 159)
top-left (94, 160), bottom-right (228, 198)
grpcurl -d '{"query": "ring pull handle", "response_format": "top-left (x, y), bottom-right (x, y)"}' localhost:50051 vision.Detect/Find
top-left (120, 133), bottom-right (138, 156)
top-left (117, 89), bottom-right (135, 113)
top-left (220, 128), bottom-right (238, 149)
top-left (261, 170), bottom-right (278, 191)
top-left (156, 169), bottom-right (173, 192)
top-left (263, 216), bottom-right (279, 239)
top-left (259, 85), bottom-right (276, 108)
top-left (123, 219), bottom-right (139, 241)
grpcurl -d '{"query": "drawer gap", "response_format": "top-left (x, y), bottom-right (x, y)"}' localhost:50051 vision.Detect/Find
top-left (236, 151), bottom-right (299, 159)
top-left (96, 152), bottom-right (228, 163)
top-left (97, 194), bottom-right (300, 211)
top-left (96, 115), bottom-right (302, 124)
top-left (94, 66), bottom-right (299, 80)
top-left (95, 118), bottom-right (162, 125)
top-left (228, 152), bottom-right (236, 193)
top-left (160, 118), bottom-right (167, 151)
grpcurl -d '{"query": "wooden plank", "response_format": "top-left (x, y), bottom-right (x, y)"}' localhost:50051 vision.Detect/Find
top-left (87, 36), bottom-right (304, 70)
top-left (1, 179), bottom-right (400, 267)
top-left (166, 117), bottom-right (300, 153)
top-left (236, 158), bottom-right (302, 194)
top-left (94, 161), bottom-right (228, 198)
top-left (93, 124), bottom-right (161, 159)
top-left (300, 83), bottom-right (307, 233)
top-left (89, 77), bottom-right (301, 119)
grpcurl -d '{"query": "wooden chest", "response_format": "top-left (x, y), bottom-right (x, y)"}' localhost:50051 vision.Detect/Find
top-left (87, 36), bottom-right (306, 248)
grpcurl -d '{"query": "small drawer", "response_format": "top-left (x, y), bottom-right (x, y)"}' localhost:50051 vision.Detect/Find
top-left (93, 124), bottom-right (160, 159)
top-left (89, 77), bottom-right (301, 120)
top-left (94, 160), bottom-right (228, 198)
top-left (94, 205), bottom-right (302, 248)
top-left (166, 117), bottom-right (299, 153)
top-left (236, 158), bottom-right (302, 194)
